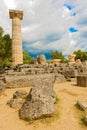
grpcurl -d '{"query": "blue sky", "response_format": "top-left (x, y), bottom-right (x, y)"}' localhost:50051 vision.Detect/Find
top-left (0, 0), bottom-right (87, 59)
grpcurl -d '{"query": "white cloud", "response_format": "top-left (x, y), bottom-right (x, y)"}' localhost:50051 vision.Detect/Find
top-left (4, 0), bottom-right (17, 9)
top-left (62, 6), bottom-right (70, 18)
top-left (0, 0), bottom-right (87, 57)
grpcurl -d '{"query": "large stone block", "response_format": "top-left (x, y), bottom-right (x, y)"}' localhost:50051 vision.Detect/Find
top-left (19, 80), bottom-right (56, 121)
top-left (77, 75), bottom-right (87, 87)
top-left (5, 74), bottom-right (55, 88)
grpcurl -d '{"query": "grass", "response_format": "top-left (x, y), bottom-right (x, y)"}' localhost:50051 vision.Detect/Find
top-left (40, 110), bottom-right (60, 124)
top-left (55, 96), bottom-right (60, 104)
top-left (80, 116), bottom-right (87, 126)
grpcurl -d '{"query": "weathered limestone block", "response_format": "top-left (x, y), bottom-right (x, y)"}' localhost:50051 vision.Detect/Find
top-left (76, 100), bottom-right (87, 110)
top-left (7, 90), bottom-right (28, 108)
top-left (55, 74), bottom-right (66, 83)
top-left (62, 69), bottom-right (77, 78)
top-left (77, 75), bottom-right (87, 87)
top-left (5, 74), bottom-right (55, 88)
top-left (19, 79), bottom-right (56, 121)
top-left (19, 96), bottom-right (55, 120)
top-left (51, 59), bottom-right (61, 64)
top-left (7, 71), bottom-right (25, 76)
top-left (35, 55), bottom-right (46, 64)
top-left (7, 98), bottom-right (23, 108)
top-left (13, 90), bottom-right (28, 99)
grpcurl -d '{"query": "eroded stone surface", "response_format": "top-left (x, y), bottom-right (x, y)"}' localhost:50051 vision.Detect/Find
top-left (7, 90), bottom-right (28, 108)
top-left (19, 76), bottom-right (56, 121)
top-left (0, 83), bottom-right (6, 96)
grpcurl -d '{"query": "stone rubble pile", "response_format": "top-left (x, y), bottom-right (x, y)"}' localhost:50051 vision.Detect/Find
top-left (0, 62), bottom-right (87, 89)
top-left (7, 90), bottom-right (28, 108)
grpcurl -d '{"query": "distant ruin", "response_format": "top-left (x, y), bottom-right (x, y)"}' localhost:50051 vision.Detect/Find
top-left (9, 9), bottom-right (23, 66)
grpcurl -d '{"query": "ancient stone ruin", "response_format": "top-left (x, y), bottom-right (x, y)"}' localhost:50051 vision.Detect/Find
top-left (1, 61), bottom-right (87, 89)
top-left (19, 75), bottom-right (56, 120)
top-left (34, 54), bottom-right (46, 64)
top-left (7, 90), bottom-right (28, 108)
top-left (9, 9), bottom-right (23, 66)
top-left (1, 9), bottom-right (87, 123)
top-left (68, 54), bottom-right (76, 64)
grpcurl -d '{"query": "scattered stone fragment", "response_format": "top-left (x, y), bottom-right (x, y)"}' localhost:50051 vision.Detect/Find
top-left (76, 100), bottom-right (87, 110)
top-left (55, 74), bottom-right (66, 83)
top-left (7, 90), bottom-right (28, 108)
top-left (19, 96), bottom-right (55, 120)
top-left (34, 54), bottom-right (46, 64)
top-left (13, 90), bottom-right (27, 99)
top-left (7, 98), bottom-right (23, 108)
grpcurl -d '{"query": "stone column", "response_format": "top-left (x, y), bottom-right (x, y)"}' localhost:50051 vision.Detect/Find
top-left (9, 9), bottom-right (23, 66)
top-left (68, 54), bottom-right (76, 64)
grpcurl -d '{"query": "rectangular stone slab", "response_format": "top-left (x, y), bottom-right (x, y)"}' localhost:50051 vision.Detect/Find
top-left (77, 75), bottom-right (87, 87)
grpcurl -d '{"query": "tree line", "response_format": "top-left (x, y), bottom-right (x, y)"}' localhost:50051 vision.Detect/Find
top-left (50, 50), bottom-right (87, 62)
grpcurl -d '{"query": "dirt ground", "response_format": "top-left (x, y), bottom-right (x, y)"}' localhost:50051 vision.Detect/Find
top-left (0, 80), bottom-right (87, 130)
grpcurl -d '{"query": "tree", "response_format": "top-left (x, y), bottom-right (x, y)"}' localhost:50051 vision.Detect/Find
top-left (73, 49), bottom-right (87, 61)
top-left (0, 27), bottom-right (12, 69)
top-left (0, 26), bottom-right (32, 69)
top-left (0, 26), bottom-right (4, 37)
top-left (50, 51), bottom-right (67, 63)
top-left (23, 51), bottom-right (32, 64)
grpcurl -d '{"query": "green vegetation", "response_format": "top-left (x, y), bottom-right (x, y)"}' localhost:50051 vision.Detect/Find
top-left (23, 51), bottom-right (32, 64)
top-left (55, 96), bottom-right (60, 104)
top-left (50, 49), bottom-right (87, 63)
top-left (0, 27), bottom-right (12, 69)
top-left (80, 116), bottom-right (87, 127)
top-left (50, 51), bottom-right (68, 63)
top-left (39, 110), bottom-right (60, 124)
top-left (0, 26), bottom-right (32, 69)
top-left (73, 49), bottom-right (87, 62)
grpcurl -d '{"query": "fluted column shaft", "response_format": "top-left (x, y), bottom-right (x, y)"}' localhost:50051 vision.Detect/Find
top-left (9, 9), bottom-right (23, 66)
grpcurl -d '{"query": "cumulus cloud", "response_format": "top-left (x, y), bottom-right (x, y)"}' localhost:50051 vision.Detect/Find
top-left (0, 0), bottom-right (87, 57)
